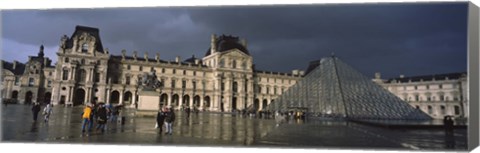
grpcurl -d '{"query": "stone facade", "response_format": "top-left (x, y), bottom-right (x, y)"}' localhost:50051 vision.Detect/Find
top-left (373, 72), bottom-right (468, 119)
top-left (1, 25), bottom-right (302, 112)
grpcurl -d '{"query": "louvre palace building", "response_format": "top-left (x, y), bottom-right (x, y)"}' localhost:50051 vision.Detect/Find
top-left (1, 25), bottom-right (468, 118)
top-left (1, 25), bottom-right (303, 112)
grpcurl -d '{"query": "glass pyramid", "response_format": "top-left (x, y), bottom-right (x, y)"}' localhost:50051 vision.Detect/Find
top-left (267, 56), bottom-right (431, 120)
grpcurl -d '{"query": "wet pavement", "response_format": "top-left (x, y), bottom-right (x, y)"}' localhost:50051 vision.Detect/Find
top-left (1, 104), bottom-right (467, 151)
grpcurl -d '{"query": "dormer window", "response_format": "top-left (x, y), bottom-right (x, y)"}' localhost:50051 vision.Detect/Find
top-left (81, 43), bottom-right (88, 52)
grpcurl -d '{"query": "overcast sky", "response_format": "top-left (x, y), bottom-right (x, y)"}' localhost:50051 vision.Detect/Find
top-left (1, 2), bottom-right (468, 79)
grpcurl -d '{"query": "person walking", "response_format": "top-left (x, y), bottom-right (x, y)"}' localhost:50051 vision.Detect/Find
top-left (156, 107), bottom-right (166, 134)
top-left (81, 104), bottom-right (93, 133)
top-left (31, 103), bottom-right (41, 122)
top-left (185, 106), bottom-right (191, 119)
top-left (43, 104), bottom-right (53, 123)
top-left (164, 107), bottom-right (175, 135)
top-left (96, 104), bottom-right (108, 133)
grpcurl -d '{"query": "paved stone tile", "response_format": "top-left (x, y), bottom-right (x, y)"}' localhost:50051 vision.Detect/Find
top-left (1, 104), bottom-right (467, 151)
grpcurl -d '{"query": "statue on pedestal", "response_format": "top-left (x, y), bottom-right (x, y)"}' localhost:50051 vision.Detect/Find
top-left (139, 69), bottom-right (163, 91)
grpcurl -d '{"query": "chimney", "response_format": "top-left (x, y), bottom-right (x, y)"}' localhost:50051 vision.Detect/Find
top-left (144, 52), bottom-right (148, 62)
top-left (194, 59), bottom-right (200, 65)
top-left (400, 74), bottom-right (405, 78)
top-left (121, 49), bottom-right (126, 60)
top-left (241, 39), bottom-right (247, 48)
top-left (375, 72), bottom-right (381, 79)
top-left (155, 53), bottom-right (160, 62)
top-left (292, 70), bottom-right (299, 75)
top-left (13, 60), bottom-right (17, 69)
top-left (133, 51), bottom-right (137, 61)
top-left (210, 34), bottom-right (217, 55)
top-left (175, 56), bottom-right (180, 63)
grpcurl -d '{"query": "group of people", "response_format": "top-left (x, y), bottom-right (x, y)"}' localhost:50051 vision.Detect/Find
top-left (156, 106), bottom-right (176, 135)
top-left (81, 103), bottom-right (121, 133)
top-left (31, 102), bottom-right (53, 123)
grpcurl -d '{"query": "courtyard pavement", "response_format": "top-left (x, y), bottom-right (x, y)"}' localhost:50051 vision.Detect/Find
top-left (0, 104), bottom-right (467, 151)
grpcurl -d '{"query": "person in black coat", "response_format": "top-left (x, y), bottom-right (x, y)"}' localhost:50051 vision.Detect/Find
top-left (156, 108), bottom-right (166, 133)
top-left (96, 104), bottom-right (108, 132)
top-left (31, 103), bottom-right (41, 122)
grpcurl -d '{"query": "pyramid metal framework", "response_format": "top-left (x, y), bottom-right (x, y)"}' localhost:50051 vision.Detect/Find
top-left (267, 56), bottom-right (432, 120)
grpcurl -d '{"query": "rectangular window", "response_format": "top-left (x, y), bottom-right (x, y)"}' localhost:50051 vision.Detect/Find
top-left (171, 80), bottom-right (176, 88)
top-left (454, 106), bottom-right (460, 115)
top-left (439, 84), bottom-right (443, 89)
top-left (193, 81), bottom-right (196, 90)
top-left (47, 80), bottom-right (52, 87)
top-left (426, 85), bottom-right (429, 89)
top-left (173, 69), bottom-right (176, 74)
top-left (14, 76), bottom-right (20, 85)
top-left (62, 70), bottom-right (69, 80)
top-left (221, 82), bottom-right (225, 91)
top-left (183, 70), bottom-right (186, 75)
top-left (126, 76), bottom-right (131, 85)
top-left (182, 80), bottom-right (186, 89)
top-left (162, 68), bottom-right (165, 73)
top-left (127, 65), bottom-right (131, 70)
top-left (94, 73), bottom-right (100, 83)
top-left (415, 95), bottom-right (419, 101)
top-left (28, 78), bottom-right (34, 86)
top-left (193, 71), bottom-right (196, 76)
top-left (414, 86), bottom-right (417, 90)
top-left (139, 66), bottom-right (143, 71)
top-left (49, 72), bottom-right (52, 76)
top-left (274, 87), bottom-right (277, 95)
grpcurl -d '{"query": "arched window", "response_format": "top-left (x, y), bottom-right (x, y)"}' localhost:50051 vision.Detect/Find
top-left (81, 43), bottom-right (88, 52)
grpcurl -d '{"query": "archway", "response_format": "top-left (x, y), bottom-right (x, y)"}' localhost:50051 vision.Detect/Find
top-left (204, 96), bottom-right (211, 108)
top-left (25, 91), bottom-right (33, 104)
top-left (172, 94), bottom-right (179, 106)
top-left (254, 99), bottom-right (260, 111)
top-left (183, 95), bottom-right (190, 107)
top-left (160, 93), bottom-right (168, 107)
top-left (110, 90), bottom-right (120, 104)
top-left (123, 91), bottom-right (132, 105)
top-left (11, 90), bottom-right (18, 100)
top-left (262, 99), bottom-right (268, 110)
top-left (44, 92), bottom-right (52, 104)
top-left (74, 89), bottom-right (85, 105)
top-left (194, 95), bottom-right (201, 107)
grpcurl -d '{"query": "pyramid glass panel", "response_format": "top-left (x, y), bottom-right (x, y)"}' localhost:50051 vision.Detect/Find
top-left (267, 56), bottom-right (431, 120)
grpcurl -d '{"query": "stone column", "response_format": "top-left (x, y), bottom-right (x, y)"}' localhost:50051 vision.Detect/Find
top-left (119, 88), bottom-right (124, 105)
top-left (68, 86), bottom-right (74, 105)
top-left (200, 96), bottom-right (204, 109)
top-left (168, 92), bottom-right (172, 106)
top-left (178, 94), bottom-right (183, 108)
top-left (189, 94), bottom-right (194, 107)
top-left (6, 81), bottom-right (12, 98)
top-left (106, 88), bottom-right (111, 104)
top-left (130, 90), bottom-right (137, 107)
top-left (85, 87), bottom-right (91, 104)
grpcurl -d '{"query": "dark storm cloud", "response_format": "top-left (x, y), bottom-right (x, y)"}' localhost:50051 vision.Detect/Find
top-left (2, 3), bottom-right (468, 79)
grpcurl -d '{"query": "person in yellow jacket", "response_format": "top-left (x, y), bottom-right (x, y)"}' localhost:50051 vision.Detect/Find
top-left (81, 104), bottom-right (93, 133)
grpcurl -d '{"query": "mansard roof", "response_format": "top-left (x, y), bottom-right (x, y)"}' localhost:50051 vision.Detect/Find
top-left (184, 55), bottom-right (201, 64)
top-left (65, 25), bottom-right (105, 53)
top-left (2, 60), bottom-right (26, 75)
top-left (205, 35), bottom-right (249, 56)
top-left (387, 72), bottom-right (467, 83)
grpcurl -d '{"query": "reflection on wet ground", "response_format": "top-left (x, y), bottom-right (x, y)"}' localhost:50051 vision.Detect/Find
top-left (1, 105), bottom-right (467, 150)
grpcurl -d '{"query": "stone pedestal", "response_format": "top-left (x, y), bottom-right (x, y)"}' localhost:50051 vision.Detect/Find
top-left (136, 90), bottom-right (160, 116)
